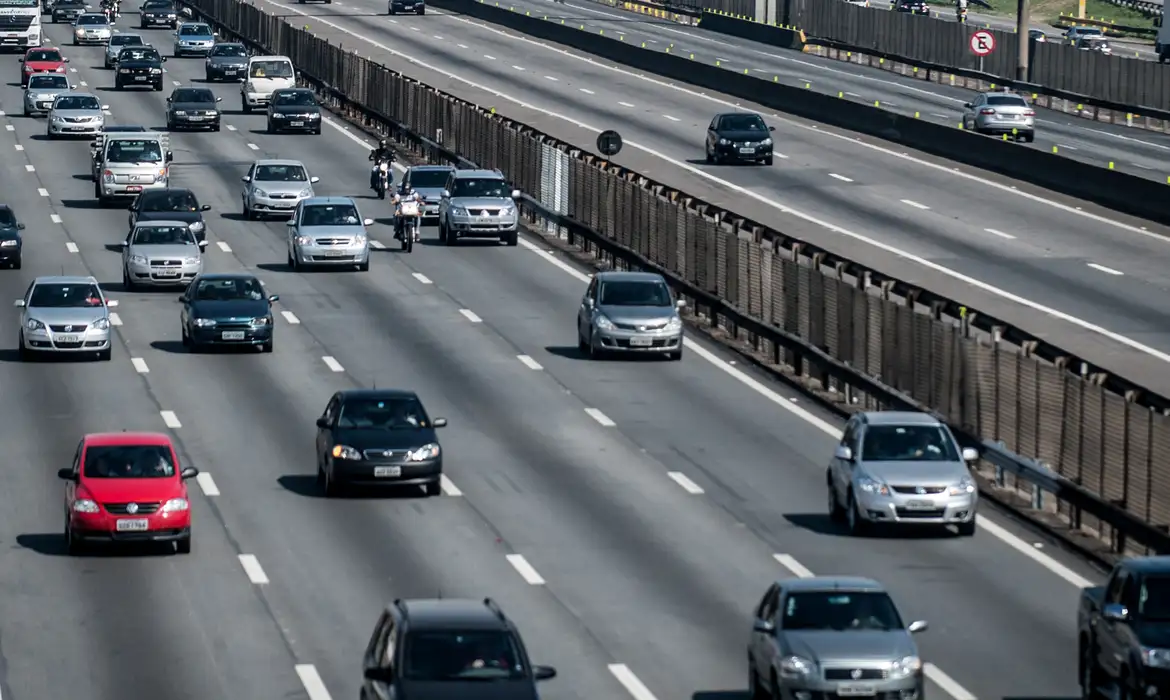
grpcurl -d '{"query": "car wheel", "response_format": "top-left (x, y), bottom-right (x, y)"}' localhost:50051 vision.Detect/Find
top-left (770, 671), bottom-right (781, 700)
top-left (212, 123), bottom-right (220, 132)
top-left (18, 331), bottom-right (31, 361)
top-left (667, 345), bottom-right (683, 361)
top-left (97, 347), bottom-right (111, 361)
top-left (175, 534), bottom-right (191, 554)
top-left (577, 326), bottom-right (587, 351)
top-left (388, 6), bottom-right (394, 13)
top-left (846, 491), bottom-right (869, 536)
top-left (260, 340), bottom-right (273, 353)
top-left (180, 324), bottom-right (191, 347)
top-left (265, 120), bottom-right (273, 134)
top-left (319, 463), bottom-right (341, 497)
top-left (424, 479), bottom-right (441, 496)
top-left (827, 474), bottom-right (845, 522)
top-left (956, 518), bottom-right (976, 537)
top-left (1023, 133), bottom-right (1035, 143)
top-left (764, 155), bottom-right (774, 166)
top-left (289, 251), bottom-right (300, 271)
top-left (123, 267), bottom-right (135, 291)
top-left (503, 231), bottom-right (518, 246)
top-left (748, 660), bottom-right (766, 700)
top-left (65, 522), bottom-right (84, 555)
top-left (437, 220), bottom-right (447, 243)
top-left (1081, 643), bottom-right (1103, 700)
top-left (417, 6), bottom-right (424, 12)
top-left (12, 256), bottom-right (20, 270)
top-left (241, 100), bottom-right (250, 113)
top-left (153, 82), bottom-right (162, 91)
top-left (588, 330), bottom-right (604, 360)
top-left (357, 261), bottom-right (370, 272)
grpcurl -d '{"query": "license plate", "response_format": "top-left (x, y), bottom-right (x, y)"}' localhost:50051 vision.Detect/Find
top-left (154, 271), bottom-right (179, 278)
top-left (221, 331), bottom-right (245, 340)
top-left (324, 250), bottom-right (347, 257)
top-left (66, 127), bottom-right (87, 132)
top-left (906, 500), bottom-right (935, 510)
top-left (837, 685), bottom-right (877, 697)
top-left (224, 69), bottom-right (236, 75)
top-left (374, 466), bottom-right (402, 478)
top-left (629, 337), bottom-right (654, 347)
top-left (115, 518), bottom-right (149, 531)
top-left (290, 120), bottom-right (304, 127)
top-left (475, 217), bottom-right (494, 224)
top-left (187, 116), bottom-right (204, 121)
top-left (134, 75), bottom-right (147, 81)
top-left (55, 334), bottom-right (79, 343)
top-left (126, 185), bottom-right (142, 192)
top-left (738, 147), bottom-right (755, 153)
top-left (274, 203), bottom-right (294, 209)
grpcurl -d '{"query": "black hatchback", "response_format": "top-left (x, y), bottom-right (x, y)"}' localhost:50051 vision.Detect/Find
top-left (266, 88), bottom-right (322, 134)
top-left (705, 111), bottom-right (775, 165)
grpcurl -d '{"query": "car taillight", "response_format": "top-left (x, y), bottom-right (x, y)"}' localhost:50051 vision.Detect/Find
top-left (979, 108), bottom-right (996, 115)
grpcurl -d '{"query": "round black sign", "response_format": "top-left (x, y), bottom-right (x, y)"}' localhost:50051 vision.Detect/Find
top-left (596, 130), bottom-right (622, 157)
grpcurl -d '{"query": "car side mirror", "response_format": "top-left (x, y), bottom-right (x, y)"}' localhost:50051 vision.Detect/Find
top-left (101, 104), bottom-right (109, 110)
top-left (440, 189), bottom-right (450, 198)
top-left (16, 223), bottom-right (25, 230)
top-left (179, 466), bottom-right (199, 479)
top-left (16, 57), bottom-right (23, 62)
top-left (510, 189), bottom-right (521, 199)
top-left (363, 667), bottom-right (392, 682)
top-left (907, 620), bottom-right (928, 634)
top-left (201, 204), bottom-right (211, 211)
top-left (57, 468), bottom-right (78, 481)
top-left (533, 665), bottom-right (557, 681)
top-left (64, 57), bottom-right (71, 62)
top-left (768, 125), bottom-right (775, 131)
top-left (13, 300), bottom-right (25, 307)
top-left (963, 102), bottom-right (973, 108)
top-left (198, 240), bottom-right (208, 249)
top-left (1104, 604), bottom-right (1129, 622)
top-left (961, 447), bottom-right (979, 462)
top-left (161, 56), bottom-right (167, 61)
top-left (285, 220), bottom-right (296, 227)
top-left (215, 96), bottom-right (222, 102)
top-left (432, 417), bottom-right (447, 428)
top-left (241, 175), bottom-right (251, 182)
top-left (834, 444), bottom-right (853, 462)
top-left (309, 176), bottom-right (320, 183)
top-left (675, 299), bottom-right (686, 309)
top-left (316, 417), bottom-right (330, 429)
top-left (362, 218), bottom-right (374, 226)
top-left (118, 241), bottom-right (128, 248)
top-left (177, 294), bottom-right (187, 302)
top-left (165, 151), bottom-right (173, 162)
top-left (267, 294), bottom-right (279, 302)
top-left (753, 619), bottom-right (775, 633)
top-left (165, 96), bottom-right (171, 102)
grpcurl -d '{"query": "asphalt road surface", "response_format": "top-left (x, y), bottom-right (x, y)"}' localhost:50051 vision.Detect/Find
top-left (0, 16), bottom-right (1107, 700)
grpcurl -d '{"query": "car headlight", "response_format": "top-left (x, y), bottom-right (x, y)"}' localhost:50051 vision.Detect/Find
top-left (298, 187), bottom-right (313, 197)
top-left (193, 317), bottom-right (216, 327)
top-left (500, 205), bottom-right (514, 216)
top-left (55, 66), bottom-right (65, 73)
top-left (331, 444), bottom-right (362, 461)
top-left (855, 475), bottom-right (889, 496)
top-left (189, 221), bottom-right (204, 232)
top-left (74, 28), bottom-right (83, 34)
top-left (25, 318), bottom-right (45, 331)
top-left (762, 137), bottom-right (773, 146)
top-left (150, 67), bottom-right (162, 74)
top-left (665, 316), bottom-right (682, 330)
top-left (295, 235), bottom-right (311, 245)
top-left (173, 110), bottom-right (187, 116)
top-left (595, 314), bottom-right (615, 331)
top-left (250, 316), bottom-right (271, 327)
top-left (243, 80), bottom-right (254, 92)
top-left (889, 656), bottom-right (921, 678)
top-left (450, 206), bottom-right (467, 216)
top-left (407, 443), bottom-right (440, 461)
top-left (129, 254), bottom-right (146, 264)
top-left (353, 235), bottom-right (367, 245)
top-left (308, 113), bottom-right (320, 119)
top-left (119, 68), bottom-right (130, 73)
top-left (778, 655), bottom-right (815, 679)
top-left (949, 476), bottom-right (976, 496)
top-left (182, 256), bottom-right (199, 264)
top-left (1142, 647), bottom-right (1170, 669)
top-left (0, 240), bottom-right (17, 247)
top-left (252, 187), bottom-right (267, 197)
top-left (273, 112), bottom-right (285, 118)
top-left (72, 499), bottom-right (99, 513)
top-left (161, 497), bottom-right (189, 512)
top-left (92, 317), bottom-right (110, 330)
top-left (51, 115), bottom-right (65, 123)
top-left (718, 137), bottom-right (729, 145)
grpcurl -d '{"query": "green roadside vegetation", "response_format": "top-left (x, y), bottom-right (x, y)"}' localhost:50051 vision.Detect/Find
top-left (925, 0), bottom-right (1158, 30)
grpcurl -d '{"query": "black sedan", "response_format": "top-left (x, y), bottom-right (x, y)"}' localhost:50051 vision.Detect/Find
top-left (266, 88), bottom-right (322, 134)
top-left (51, 0), bottom-right (86, 23)
top-left (704, 111), bottom-right (775, 165)
top-left (315, 389), bottom-right (447, 497)
top-left (114, 46), bottom-right (166, 90)
top-left (204, 42), bottom-right (247, 81)
top-left (0, 205), bottom-right (25, 269)
top-left (139, 0), bottom-right (177, 27)
top-left (387, 0), bottom-right (424, 13)
top-left (166, 86), bottom-right (222, 131)
top-left (179, 273), bottom-right (277, 353)
top-left (128, 188), bottom-right (211, 243)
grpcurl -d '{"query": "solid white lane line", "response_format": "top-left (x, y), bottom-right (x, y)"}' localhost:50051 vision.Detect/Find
top-left (517, 354), bottom-right (543, 370)
top-left (108, 312), bottom-right (122, 326)
top-left (172, 80), bottom-right (181, 86)
top-left (322, 356), bottom-right (344, 372)
top-left (584, 408), bottom-right (616, 426)
top-left (505, 554), bottom-right (546, 585)
top-left (618, 101), bottom-right (635, 107)
top-left (667, 471), bottom-right (704, 494)
top-left (65, 242), bottom-right (79, 253)
top-left (370, 240), bottom-right (386, 249)
top-left (295, 665), bottom-right (333, 700)
top-left (984, 228), bottom-right (1015, 239)
top-left (459, 309), bottom-right (482, 323)
top-left (238, 554), bottom-right (270, 584)
top-left (281, 310), bottom-right (300, 324)
top-left (773, 553), bottom-right (815, 578)
top-left (412, 272), bottom-right (432, 284)
top-left (50, 214), bottom-right (62, 224)
top-left (195, 471), bottom-right (220, 496)
top-left (924, 665), bottom-right (977, 700)
top-left (216, 241), bottom-right (232, 252)
top-left (900, 199), bottom-right (930, 210)
top-left (975, 516), bottom-right (1092, 587)
top-left (1088, 262), bottom-right (1124, 276)
top-left (828, 173), bottom-right (853, 182)
top-left (662, 114), bottom-right (680, 121)
top-left (24, 164), bottom-right (34, 172)
top-left (160, 411), bottom-right (182, 428)
top-left (440, 474), bottom-right (462, 496)
top-left (246, 143), bottom-right (259, 150)
top-left (608, 664), bottom-right (659, 700)
top-left (458, 43), bottom-right (468, 48)
top-left (131, 357), bottom-right (149, 373)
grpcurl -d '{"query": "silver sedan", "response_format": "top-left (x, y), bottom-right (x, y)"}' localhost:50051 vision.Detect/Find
top-left (15, 275), bottom-right (113, 361)
top-left (46, 92), bottom-right (106, 138)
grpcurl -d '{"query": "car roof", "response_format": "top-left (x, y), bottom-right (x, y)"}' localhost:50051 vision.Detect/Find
top-left (77, 12), bottom-right (108, 18)
top-left (408, 164), bottom-right (454, 172)
top-left (179, 20), bottom-right (210, 26)
top-left (133, 219), bottom-right (192, 228)
top-left (338, 389), bottom-right (420, 401)
top-left (774, 576), bottom-right (886, 593)
top-left (393, 599), bottom-right (512, 631)
top-left (249, 54), bottom-right (291, 61)
top-left (139, 187), bottom-right (194, 196)
top-left (25, 46), bottom-right (63, 54)
top-left (860, 411), bottom-right (942, 426)
top-left (595, 270), bottom-right (666, 283)
top-left (54, 91), bottom-right (99, 100)
top-left (196, 272), bottom-right (262, 282)
top-left (453, 169), bottom-right (504, 179)
top-left (102, 125), bottom-right (148, 132)
top-left (715, 111), bottom-right (762, 119)
top-left (302, 196), bottom-right (355, 206)
top-left (253, 158), bottom-right (306, 168)
top-left (32, 275), bottom-right (98, 286)
top-left (273, 87), bottom-right (312, 94)
top-left (84, 431), bottom-right (173, 447)
top-left (1120, 557), bottom-right (1170, 574)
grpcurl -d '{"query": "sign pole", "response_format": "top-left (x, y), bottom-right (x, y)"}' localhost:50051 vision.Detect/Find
top-left (1016, 0), bottom-right (1030, 80)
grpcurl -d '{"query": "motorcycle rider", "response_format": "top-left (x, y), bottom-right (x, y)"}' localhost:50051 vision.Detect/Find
top-left (392, 183), bottom-right (423, 240)
top-left (956, 0), bottom-right (967, 20)
top-left (368, 139), bottom-right (394, 192)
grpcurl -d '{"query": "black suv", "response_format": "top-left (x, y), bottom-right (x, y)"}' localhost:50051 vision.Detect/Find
top-left (361, 598), bottom-right (557, 700)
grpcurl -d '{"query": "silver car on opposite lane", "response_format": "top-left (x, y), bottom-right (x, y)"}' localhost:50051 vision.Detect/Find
top-left (46, 92), bottom-right (106, 138)
top-left (827, 411), bottom-right (980, 536)
top-left (577, 271), bottom-right (685, 360)
top-left (15, 275), bottom-right (113, 361)
top-left (105, 32), bottom-right (146, 68)
top-left (285, 196), bottom-right (371, 272)
top-left (121, 220), bottom-right (206, 290)
top-left (23, 73), bottom-right (71, 116)
top-left (241, 159), bottom-right (319, 219)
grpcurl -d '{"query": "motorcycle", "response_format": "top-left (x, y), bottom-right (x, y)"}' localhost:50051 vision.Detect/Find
top-left (957, 6), bottom-right (967, 21)
top-left (373, 160), bottom-right (391, 199)
top-left (396, 196), bottom-right (421, 252)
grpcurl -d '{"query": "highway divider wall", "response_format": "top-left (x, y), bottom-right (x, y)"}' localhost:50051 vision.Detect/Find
top-left (186, 0), bottom-right (1170, 558)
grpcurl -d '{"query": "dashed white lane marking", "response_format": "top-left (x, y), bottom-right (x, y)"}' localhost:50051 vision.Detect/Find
top-left (409, 25), bottom-right (418, 30)
top-left (618, 101), bottom-right (635, 107)
top-left (432, 34), bottom-right (442, 39)
top-left (667, 471), bottom-right (704, 494)
top-left (69, 67), bottom-right (76, 73)
top-left (457, 43), bottom-right (468, 48)
top-left (216, 241), bottom-right (232, 252)
top-left (226, 125), bottom-right (237, 131)
top-left (412, 272), bottom-right (432, 284)
top-left (505, 554), bottom-right (546, 585)
top-left (50, 214), bottom-right (62, 224)
top-left (1057, 143), bottom-right (1078, 150)
top-left (280, 310), bottom-right (300, 324)
top-left (584, 407), bottom-right (615, 426)
top-left (662, 114), bottom-right (680, 121)
top-left (322, 356), bottom-right (344, 372)
top-left (773, 553), bottom-right (815, 578)
top-left (160, 410), bottom-right (182, 428)
top-left (1088, 262), bottom-right (1124, 275)
top-left (984, 228), bottom-right (1015, 239)
top-left (131, 357), bottom-right (149, 373)
top-left (609, 664), bottom-right (659, 700)
top-left (172, 80), bottom-right (181, 86)
top-left (295, 665), bottom-right (333, 700)
top-left (517, 354), bottom-right (543, 370)
top-left (14, 144), bottom-right (23, 151)
top-left (108, 312), bottom-right (122, 326)
top-left (483, 54), bottom-right (496, 59)
top-left (544, 75), bottom-right (558, 81)
top-left (512, 64), bottom-right (525, 70)
top-left (5, 125), bottom-right (13, 131)
top-left (24, 164), bottom-right (34, 172)
top-left (924, 666), bottom-right (977, 700)
top-left (65, 242), bottom-right (79, 253)
top-left (440, 474), bottom-right (462, 496)
top-left (79, 80), bottom-right (87, 87)
top-left (246, 143), bottom-right (259, 150)
top-left (459, 309), bottom-right (482, 323)
top-left (580, 87), bottom-right (594, 94)
top-left (237, 554), bottom-right (270, 584)
top-left (370, 240), bottom-right (385, 249)
top-left (195, 471), bottom-right (220, 496)
top-left (828, 173), bottom-right (853, 182)
top-left (900, 199), bottom-right (930, 210)
top-left (37, 188), bottom-right (49, 197)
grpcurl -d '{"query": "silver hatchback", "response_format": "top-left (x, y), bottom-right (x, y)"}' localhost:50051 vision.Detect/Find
top-left (23, 73), bottom-right (71, 116)
top-left (962, 90), bottom-right (1035, 142)
top-left (241, 159), bottom-right (319, 218)
top-left (15, 276), bottom-right (113, 361)
top-left (827, 411), bottom-right (980, 536)
top-left (286, 196), bottom-right (372, 271)
top-left (121, 220), bottom-right (206, 289)
top-left (576, 271), bottom-right (685, 360)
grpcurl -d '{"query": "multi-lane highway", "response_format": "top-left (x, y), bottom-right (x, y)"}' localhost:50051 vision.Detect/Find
top-left (0, 15), bottom-right (1106, 700)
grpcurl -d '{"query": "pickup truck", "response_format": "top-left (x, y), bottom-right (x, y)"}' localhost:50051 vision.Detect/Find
top-left (1079, 557), bottom-right (1170, 700)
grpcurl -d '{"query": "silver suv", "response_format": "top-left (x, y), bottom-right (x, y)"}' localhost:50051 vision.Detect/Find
top-left (827, 411), bottom-right (979, 536)
top-left (285, 196), bottom-right (372, 271)
top-left (437, 168), bottom-right (520, 246)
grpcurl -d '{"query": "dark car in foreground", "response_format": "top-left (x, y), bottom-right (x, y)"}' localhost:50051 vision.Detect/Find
top-left (114, 45), bottom-right (165, 90)
top-left (315, 389), bottom-right (446, 497)
top-left (705, 111), bottom-right (775, 165)
top-left (128, 187), bottom-right (211, 243)
top-left (266, 87), bottom-right (321, 134)
top-left (179, 273), bottom-right (277, 352)
top-left (204, 41), bottom-right (246, 81)
top-left (0, 205), bottom-right (25, 269)
top-left (166, 86), bottom-right (221, 131)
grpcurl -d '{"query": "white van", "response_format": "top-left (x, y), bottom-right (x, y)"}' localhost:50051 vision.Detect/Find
top-left (240, 55), bottom-right (295, 111)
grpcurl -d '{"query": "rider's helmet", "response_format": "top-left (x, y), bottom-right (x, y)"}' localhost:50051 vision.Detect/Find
top-left (378, 139), bottom-right (388, 149)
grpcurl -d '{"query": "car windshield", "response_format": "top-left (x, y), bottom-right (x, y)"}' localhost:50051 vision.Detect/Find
top-left (255, 164), bottom-right (307, 181)
top-left (450, 178), bottom-right (508, 198)
top-left (103, 126), bottom-right (147, 133)
top-left (110, 34), bottom-right (144, 46)
top-left (29, 282), bottom-right (103, 308)
top-left (25, 50), bottom-right (62, 62)
top-left (119, 48), bottom-right (160, 61)
top-left (140, 190), bottom-right (198, 211)
top-left (336, 397), bottom-right (429, 430)
top-left (403, 631), bottom-right (525, 681)
top-left (180, 24), bottom-right (211, 35)
top-left (211, 44), bottom-right (246, 56)
top-left (83, 444), bottom-right (176, 479)
top-left (273, 91), bottom-right (316, 106)
top-left (54, 95), bottom-right (99, 110)
top-left (860, 424), bottom-right (959, 462)
top-left (77, 14), bottom-right (106, 23)
top-left (250, 60), bottom-right (293, 78)
top-left (173, 88), bottom-right (214, 103)
top-left (133, 225), bottom-right (195, 245)
top-left (1139, 577), bottom-right (1170, 621)
top-left (719, 114), bottom-right (767, 131)
top-left (28, 75), bottom-right (68, 89)
top-left (782, 592), bottom-right (904, 632)
top-left (143, 0), bottom-right (172, 8)
top-left (0, 209), bottom-right (16, 227)
top-left (599, 280), bottom-right (672, 306)
top-left (986, 95), bottom-right (1028, 107)
top-left (107, 139), bottom-right (163, 164)
top-left (409, 170), bottom-right (450, 188)
top-left (192, 278), bottom-right (266, 301)
top-left (301, 204), bottom-right (360, 226)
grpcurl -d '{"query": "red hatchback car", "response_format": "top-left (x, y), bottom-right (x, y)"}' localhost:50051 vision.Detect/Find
top-left (57, 432), bottom-right (198, 555)
top-left (18, 47), bottom-right (69, 88)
